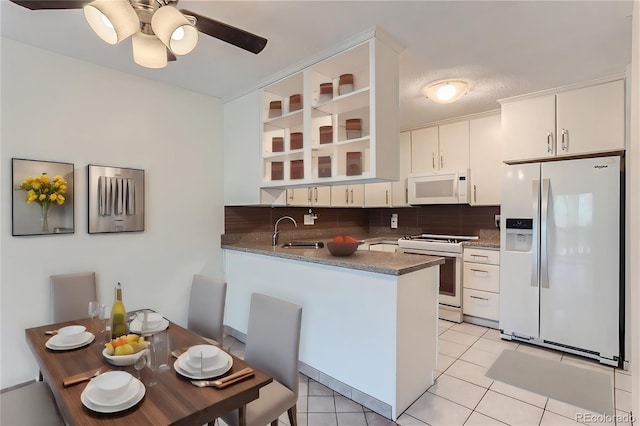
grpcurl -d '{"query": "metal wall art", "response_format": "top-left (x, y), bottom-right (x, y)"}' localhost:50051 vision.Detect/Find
top-left (12, 158), bottom-right (75, 236)
top-left (88, 165), bottom-right (144, 234)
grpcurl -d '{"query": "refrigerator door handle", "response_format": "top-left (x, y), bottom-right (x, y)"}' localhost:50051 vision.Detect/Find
top-left (540, 178), bottom-right (550, 288)
top-left (531, 179), bottom-right (540, 287)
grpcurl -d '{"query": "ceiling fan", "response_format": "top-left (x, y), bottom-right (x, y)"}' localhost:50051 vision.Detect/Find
top-left (9, 0), bottom-right (268, 69)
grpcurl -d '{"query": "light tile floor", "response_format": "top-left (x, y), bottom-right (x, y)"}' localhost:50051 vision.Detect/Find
top-left (219, 321), bottom-right (634, 426)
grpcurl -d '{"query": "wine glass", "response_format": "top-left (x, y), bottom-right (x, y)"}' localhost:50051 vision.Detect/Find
top-left (88, 301), bottom-right (98, 335)
top-left (134, 351), bottom-right (147, 380)
top-left (98, 303), bottom-right (109, 344)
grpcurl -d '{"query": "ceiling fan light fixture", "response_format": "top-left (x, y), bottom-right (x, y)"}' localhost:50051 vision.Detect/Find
top-left (422, 80), bottom-right (472, 104)
top-left (151, 6), bottom-right (198, 56)
top-left (132, 32), bottom-right (167, 69)
top-left (83, 0), bottom-right (139, 45)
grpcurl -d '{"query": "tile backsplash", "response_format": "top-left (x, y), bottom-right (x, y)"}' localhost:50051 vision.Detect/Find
top-left (224, 205), bottom-right (500, 240)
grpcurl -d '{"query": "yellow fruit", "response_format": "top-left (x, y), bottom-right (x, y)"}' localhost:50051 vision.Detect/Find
top-left (105, 342), bottom-right (114, 356)
top-left (114, 343), bottom-right (134, 356)
top-left (138, 336), bottom-right (145, 344)
top-left (126, 334), bottom-right (139, 343)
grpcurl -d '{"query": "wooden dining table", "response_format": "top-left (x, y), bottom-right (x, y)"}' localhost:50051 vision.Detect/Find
top-left (25, 317), bottom-right (272, 425)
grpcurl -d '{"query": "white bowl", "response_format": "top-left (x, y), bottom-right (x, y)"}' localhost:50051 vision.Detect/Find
top-left (186, 345), bottom-right (220, 371)
top-left (91, 371), bottom-right (132, 403)
top-left (136, 312), bottom-right (163, 329)
top-left (57, 325), bottom-right (86, 345)
top-left (102, 348), bottom-right (148, 366)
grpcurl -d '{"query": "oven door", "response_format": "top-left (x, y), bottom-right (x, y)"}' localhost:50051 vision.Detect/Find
top-left (398, 248), bottom-right (462, 308)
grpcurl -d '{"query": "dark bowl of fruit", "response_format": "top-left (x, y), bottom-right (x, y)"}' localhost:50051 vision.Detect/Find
top-left (326, 235), bottom-right (360, 257)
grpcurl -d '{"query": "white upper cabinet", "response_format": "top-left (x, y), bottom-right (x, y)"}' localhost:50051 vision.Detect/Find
top-left (501, 78), bottom-right (625, 163)
top-left (286, 186), bottom-right (331, 206)
top-left (331, 184), bottom-right (364, 207)
top-left (364, 182), bottom-right (392, 207)
top-left (438, 121), bottom-right (470, 171)
top-left (556, 80), bottom-right (625, 157)
top-left (411, 126), bottom-right (438, 173)
top-left (261, 34), bottom-right (399, 188)
top-left (365, 130), bottom-right (411, 207)
top-left (391, 131), bottom-right (412, 206)
top-left (469, 114), bottom-right (502, 206)
top-left (411, 121), bottom-right (469, 173)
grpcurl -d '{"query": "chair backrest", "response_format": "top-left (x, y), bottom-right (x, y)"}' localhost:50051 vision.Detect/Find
top-left (187, 274), bottom-right (227, 345)
top-left (244, 293), bottom-right (302, 396)
top-left (50, 272), bottom-right (97, 323)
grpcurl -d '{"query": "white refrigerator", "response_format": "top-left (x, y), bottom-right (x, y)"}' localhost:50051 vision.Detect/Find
top-left (499, 155), bottom-right (623, 366)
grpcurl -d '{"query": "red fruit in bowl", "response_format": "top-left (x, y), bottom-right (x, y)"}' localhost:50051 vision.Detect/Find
top-left (333, 236), bottom-right (345, 243)
top-left (344, 236), bottom-right (358, 243)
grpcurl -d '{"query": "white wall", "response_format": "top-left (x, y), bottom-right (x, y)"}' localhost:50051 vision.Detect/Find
top-left (0, 39), bottom-right (224, 389)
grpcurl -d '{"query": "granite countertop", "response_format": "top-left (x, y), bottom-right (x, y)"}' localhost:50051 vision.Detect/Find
top-left (463, 238), bottom-right (500, 249)
top-left (221, 239), bottom-right (444, 276)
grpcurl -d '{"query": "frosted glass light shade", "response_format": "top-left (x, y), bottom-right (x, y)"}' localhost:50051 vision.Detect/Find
top-left (422, 80), bottom-right (471, 104)
top-left (132, 32), bottom-right (168, 69)
top-left (83, 0), bottom-right (139, 45)
top-left (151, 6), bottom-right (198, 55)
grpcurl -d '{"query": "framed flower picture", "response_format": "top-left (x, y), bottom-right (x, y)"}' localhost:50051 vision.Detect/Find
top-left (88, 164), bottom-right (145, 234)
top-left (12, 158), bottom-right (75, 236)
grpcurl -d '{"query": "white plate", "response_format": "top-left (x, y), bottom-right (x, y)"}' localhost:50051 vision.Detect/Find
top-left (81, 377), bottom-right (145, 413)
top-left (46, 332), bottom-right (95, 350)
top-left (102, 348), bottom-right (148, 366)
top-left (174, 352), bottom-right (232, 380)
top-left (128, 318), bottom-right (169, 334)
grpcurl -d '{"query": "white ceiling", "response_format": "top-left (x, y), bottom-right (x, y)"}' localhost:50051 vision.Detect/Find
top-left (1, 0), bottom-right (633, 131)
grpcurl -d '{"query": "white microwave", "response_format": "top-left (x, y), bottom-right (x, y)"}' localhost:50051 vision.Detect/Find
top-left (408, 169), bottom-right (470, 205)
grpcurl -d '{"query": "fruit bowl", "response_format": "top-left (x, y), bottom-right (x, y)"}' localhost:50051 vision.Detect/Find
top-left (103, 347), bottom-right (148, 366)
top-left (326, 241), bottom-right (360, 257)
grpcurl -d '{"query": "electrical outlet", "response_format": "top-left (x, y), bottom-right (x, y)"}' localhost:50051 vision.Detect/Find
top-left (391, 213), bottom-right (398, 229)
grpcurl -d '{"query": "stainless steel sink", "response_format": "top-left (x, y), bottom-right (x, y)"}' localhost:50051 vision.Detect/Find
top-left (282, 241), bottom-right (324, 249)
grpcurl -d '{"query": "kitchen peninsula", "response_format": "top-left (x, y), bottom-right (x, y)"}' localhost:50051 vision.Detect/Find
top-left (222, 239), bottom-right (444, 420)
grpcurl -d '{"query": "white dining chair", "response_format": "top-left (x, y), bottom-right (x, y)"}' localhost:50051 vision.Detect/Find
top-left (50, 272), bottom-right (97, 323)
top-left (220, 293), bottom-right (302, 426)
top-left (187, 274), bottom-right (227, 346)
top-left (0, 381), bottom-right (64, 425)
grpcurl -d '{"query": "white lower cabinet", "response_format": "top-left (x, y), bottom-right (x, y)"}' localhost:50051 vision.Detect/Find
top-left (463, 247), bottom-right (500, 322)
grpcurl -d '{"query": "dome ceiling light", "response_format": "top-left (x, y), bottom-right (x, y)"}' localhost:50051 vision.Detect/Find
top-left (422, 80), bottom-right (472, 104)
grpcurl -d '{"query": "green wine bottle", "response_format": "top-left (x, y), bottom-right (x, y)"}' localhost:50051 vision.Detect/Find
top-left (110, 282), bottom-right (127, 339)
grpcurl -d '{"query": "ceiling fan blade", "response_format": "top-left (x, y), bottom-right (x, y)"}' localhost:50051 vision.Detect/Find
top-left (180, 9), bottom-right (267, 55)
top-left (168, 50), bottom-right (177, 62)
top-left (9, 0), bottom-right (90, 9)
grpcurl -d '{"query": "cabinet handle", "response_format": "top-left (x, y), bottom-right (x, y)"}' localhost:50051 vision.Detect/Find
top-left (547, 131), bottom-right (554, 153)
top-left (432, 153), bottom-right (435, 169)
top-left (314, 187), bottom-right (318, 202)
top-left (561, 128), bottom-right (568, 151)
top-left (470, 268), bottom-right (489, 274)
top-left (471, 254), bottom-right (489, 259)
top-left (350, 189), bottom-right (354, 204)
top-left (405, 188), bottom-right (408, 203)
top-left (289, 190), bottom-right (293, 200)
top-left (440, 155), bottom-right (444, 169)
top-left (307, 188), bottom-right (312, 203)
top-left (385, 190), bottom-right (389, 205)
top-left (345, 188), bottom-right (349, 204)
top-left (473, 185), bottom-right (477, 203)
top-left (470, 295), bottom-right (489, 301)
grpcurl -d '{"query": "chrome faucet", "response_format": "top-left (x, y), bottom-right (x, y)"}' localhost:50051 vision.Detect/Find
top-left (272, 216), bottom-right (297, 246)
